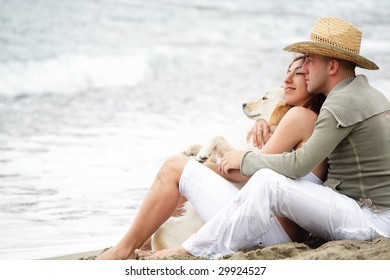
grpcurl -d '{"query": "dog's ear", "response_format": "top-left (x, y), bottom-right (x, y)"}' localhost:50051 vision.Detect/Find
top-left (269, 101), bottom-right (293, 126)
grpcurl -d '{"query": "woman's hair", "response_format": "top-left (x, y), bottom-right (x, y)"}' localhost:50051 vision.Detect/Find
top-left (288, 55), bottom-right (326, 114)
top-left (288, 54), bottom-right (306, 70)
top-left (303, 94), bottom-right (326, 114)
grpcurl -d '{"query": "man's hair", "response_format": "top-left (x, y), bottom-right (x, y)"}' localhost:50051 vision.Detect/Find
top-left (338, 58), bottom-right (357, 71)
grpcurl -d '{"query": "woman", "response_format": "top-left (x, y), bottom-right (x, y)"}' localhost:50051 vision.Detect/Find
top-left (97, 55), bottom-right (327, 260)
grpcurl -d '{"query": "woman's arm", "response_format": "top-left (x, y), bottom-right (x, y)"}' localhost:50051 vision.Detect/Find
top-left (246, 119), bottom-right (271, 148)
top-left (205, 162), bottom-right (250, 184)
top-left (219, 107), bottom-right (318, 174)
top-left (260, 106), bottom-right (317, 154)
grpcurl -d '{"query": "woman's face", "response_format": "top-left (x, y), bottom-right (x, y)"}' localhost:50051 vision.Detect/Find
top-left (283, 58), bottom-right (310, 106)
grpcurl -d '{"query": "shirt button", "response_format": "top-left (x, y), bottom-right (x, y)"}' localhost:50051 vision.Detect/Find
top-left (363, 199), bottom-right (373, 208)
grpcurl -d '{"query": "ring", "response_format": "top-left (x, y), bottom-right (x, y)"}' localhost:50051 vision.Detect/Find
top-left (258, 129), bottom-right (263, 132)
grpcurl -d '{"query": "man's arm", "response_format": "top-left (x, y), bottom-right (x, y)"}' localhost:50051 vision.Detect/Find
top-left (240, 110), bottom-right (353, 178)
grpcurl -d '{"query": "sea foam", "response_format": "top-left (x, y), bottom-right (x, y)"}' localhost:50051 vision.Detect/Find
top-left (0, 53), bottom-right (150, 97)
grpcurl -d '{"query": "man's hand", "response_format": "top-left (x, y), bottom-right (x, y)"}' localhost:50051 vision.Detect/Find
top-left (246, 119), bottom-right (271, 148)
top-left (219, 150), bottom-right (247, 174)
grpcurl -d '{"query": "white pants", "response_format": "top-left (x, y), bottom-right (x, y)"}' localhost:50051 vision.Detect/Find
top-left (179, 160), bottom-right (390, 258)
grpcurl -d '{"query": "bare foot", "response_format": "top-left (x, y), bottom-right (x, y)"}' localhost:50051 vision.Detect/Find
top-left (134, 249), bottom-right (152, 259)
top-left (135, 246), bottom-right (192, 259)
top-left (96, 246), bottom-right (134, 260)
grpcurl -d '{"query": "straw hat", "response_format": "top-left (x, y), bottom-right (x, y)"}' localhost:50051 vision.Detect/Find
top-left (283, 17), bottom-right (378, 70)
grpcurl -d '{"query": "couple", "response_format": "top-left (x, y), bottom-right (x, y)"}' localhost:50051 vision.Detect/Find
top-left (97, 17), bottom-right (390, 260)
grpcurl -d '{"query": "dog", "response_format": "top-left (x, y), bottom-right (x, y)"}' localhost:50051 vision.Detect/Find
top-left (242, 86), bottom-right (285, 123)
top-left (191, 86), bottom-right (291, 163)
top-left (151, 86), bottom-right (291, 252)
top-left (151, 201), bottom-right (205, 251)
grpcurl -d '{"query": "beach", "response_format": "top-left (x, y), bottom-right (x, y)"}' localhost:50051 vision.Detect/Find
top-left (44, 237), bottom-right (390, 260)
top-left (227, 237), bottom-right (390, 260)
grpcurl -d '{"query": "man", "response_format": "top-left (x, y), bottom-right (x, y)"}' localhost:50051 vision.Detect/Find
top-left (145, 17), bottom-right (390, 258)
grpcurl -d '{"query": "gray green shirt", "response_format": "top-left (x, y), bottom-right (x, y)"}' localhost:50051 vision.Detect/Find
top-left (240, 75), bottom-right (390, 211)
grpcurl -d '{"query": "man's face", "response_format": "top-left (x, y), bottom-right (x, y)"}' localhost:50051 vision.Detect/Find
top-left (301, 53), bottom-right (330, 96)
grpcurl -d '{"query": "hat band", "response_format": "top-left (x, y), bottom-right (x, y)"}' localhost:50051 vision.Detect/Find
top-left (311, 33), bottom-right (360, 54)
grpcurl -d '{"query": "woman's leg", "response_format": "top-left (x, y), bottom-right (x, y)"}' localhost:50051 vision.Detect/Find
top-left (133, 159), bottom-right (242, 259)
top-left (97, 154), bottom-right (191, 260)
top-left (179, 159), bottom-right (241, 222)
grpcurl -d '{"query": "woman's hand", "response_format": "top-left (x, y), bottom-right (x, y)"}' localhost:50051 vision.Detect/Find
top-left (246, 119), bottom-right (271, 148)
top-left (219, 150), bottom-right (247, 174)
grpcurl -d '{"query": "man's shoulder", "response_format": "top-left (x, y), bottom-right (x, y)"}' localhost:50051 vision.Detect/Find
top-left (321, 76), bottom-right (390, 127)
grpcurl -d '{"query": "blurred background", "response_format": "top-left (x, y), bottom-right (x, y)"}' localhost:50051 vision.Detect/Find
top-left (0, 0), bottom-right (389, 259)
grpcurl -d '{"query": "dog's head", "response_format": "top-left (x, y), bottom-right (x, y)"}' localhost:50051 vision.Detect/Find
top-left (242, 87), bottom-right (285, 121)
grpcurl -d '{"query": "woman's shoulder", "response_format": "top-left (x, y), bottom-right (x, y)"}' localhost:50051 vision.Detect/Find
top-left (266, 105), bottom-right (318, 153)
top-left (283, 106), bottom-right (318, 122)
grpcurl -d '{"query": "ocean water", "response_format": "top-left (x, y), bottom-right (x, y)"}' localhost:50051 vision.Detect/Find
top-left (0, 0), bottom-right (389, 260)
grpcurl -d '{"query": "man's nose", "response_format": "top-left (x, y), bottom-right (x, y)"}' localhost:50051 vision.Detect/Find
top-left (301, 61), bottom-right (309, 74)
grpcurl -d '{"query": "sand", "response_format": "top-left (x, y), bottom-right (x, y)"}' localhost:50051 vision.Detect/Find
top-left (49, 236), bottom-right (390, 260)
top-left (226, 237), bottom-right (390, 260)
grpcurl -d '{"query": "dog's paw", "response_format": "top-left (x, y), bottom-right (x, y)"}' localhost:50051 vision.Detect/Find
top-left (195, 152), bottom-right (210, 163)
top-left (182, 144), bottom-right (202, 157)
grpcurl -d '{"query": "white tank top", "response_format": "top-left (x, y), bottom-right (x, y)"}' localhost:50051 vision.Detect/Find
top-left (291, 149), bottom-right (323, 185)
top-left (301, 172), bottom-right (323, 185)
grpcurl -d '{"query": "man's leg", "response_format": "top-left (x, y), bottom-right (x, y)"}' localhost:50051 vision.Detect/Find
top-left (181, 169), bottom-right (375, 257)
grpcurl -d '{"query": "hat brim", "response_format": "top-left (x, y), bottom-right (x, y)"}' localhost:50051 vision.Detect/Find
top-left (283, 41), bottom-right (379, 70)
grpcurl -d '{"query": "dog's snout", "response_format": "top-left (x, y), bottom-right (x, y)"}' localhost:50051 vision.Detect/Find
top-left (242, 103), bottom-right (247, 109)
